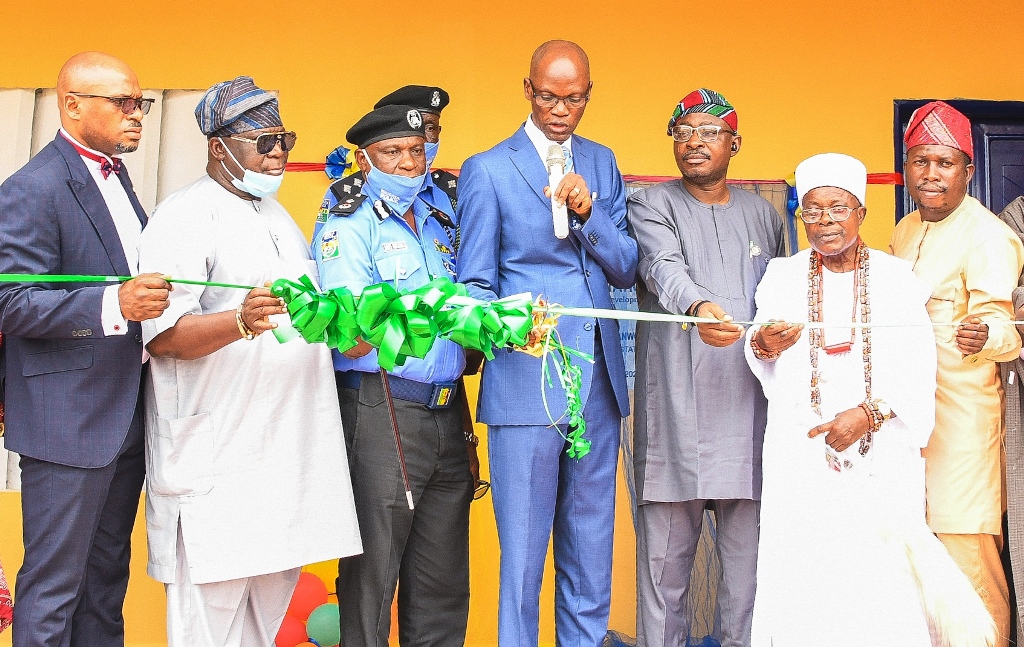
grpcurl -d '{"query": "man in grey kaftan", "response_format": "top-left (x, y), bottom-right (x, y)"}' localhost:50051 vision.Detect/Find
top-left (626, 89), bottom-right (784, 647)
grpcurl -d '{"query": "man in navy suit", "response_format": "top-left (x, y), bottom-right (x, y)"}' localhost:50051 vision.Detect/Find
top-left (457, 40), bottom-right (638, 647)
top-left (0, 52), bottom-right (170, 647)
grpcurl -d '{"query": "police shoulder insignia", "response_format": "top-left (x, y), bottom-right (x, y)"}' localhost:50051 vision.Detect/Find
top-left (432, 168), bottom-right (458, 205)
top-left (320, 230), bottom-right (340, 260)
top-left (329, 194), bottom-right (367, 217)
top-left (329, 171), bottom-right (365, 204)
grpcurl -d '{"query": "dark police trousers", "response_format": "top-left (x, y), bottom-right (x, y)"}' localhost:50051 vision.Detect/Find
top-left (336, 372), bottom-right (473, 647)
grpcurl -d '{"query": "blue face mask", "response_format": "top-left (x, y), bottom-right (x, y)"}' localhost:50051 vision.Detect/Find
top-left (218, 138), bottom-right (285, 198)
top-left (424, 141), bottom-right (440, 167)
top-left (362, 150), bottom-right (427, 215)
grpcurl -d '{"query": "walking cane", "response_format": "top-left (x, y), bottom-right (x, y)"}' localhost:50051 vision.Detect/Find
top-left (379, 368), bottom-right (415, 510)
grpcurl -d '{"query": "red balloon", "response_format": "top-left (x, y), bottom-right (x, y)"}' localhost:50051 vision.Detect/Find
top-left (296, 644), bottom-right (317, 647)
top-left (287, 571), bottom-right (330, 621)
top-left (275, 614), bottom-right (308, 647)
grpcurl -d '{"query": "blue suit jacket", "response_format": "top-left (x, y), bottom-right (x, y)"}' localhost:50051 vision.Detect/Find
top-left (456, 125), bottom-right (637, 425)
top-left (0, 134), bottom-right (147, 468)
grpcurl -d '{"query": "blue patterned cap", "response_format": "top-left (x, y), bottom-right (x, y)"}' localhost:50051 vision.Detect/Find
top-left (195, 76), bottom-right (282, 137)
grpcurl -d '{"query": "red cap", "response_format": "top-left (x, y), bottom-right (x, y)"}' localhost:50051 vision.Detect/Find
top-left (904, 101), bottom-right (973, 160)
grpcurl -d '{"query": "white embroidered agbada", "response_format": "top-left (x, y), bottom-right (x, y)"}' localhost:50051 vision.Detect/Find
top-left (139, 176), bottom-right (362, 585)
top-left (745, 247), bottom-right (971, 647)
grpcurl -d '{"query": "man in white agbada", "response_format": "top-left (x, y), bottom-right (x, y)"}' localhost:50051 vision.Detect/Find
top-left (744, 153), bottom-right (993, 647)
top-left (138, 77), bottom-right (361, 647)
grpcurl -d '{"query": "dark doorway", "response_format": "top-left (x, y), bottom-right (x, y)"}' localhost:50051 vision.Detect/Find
top-left (894, 99), bottom-right (1024, 222)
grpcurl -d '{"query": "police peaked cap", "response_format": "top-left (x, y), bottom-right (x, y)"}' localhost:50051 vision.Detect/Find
top-left (346, 105), bottom-right (426, 148)
top-left (374, 85), bottom-right (450, 115)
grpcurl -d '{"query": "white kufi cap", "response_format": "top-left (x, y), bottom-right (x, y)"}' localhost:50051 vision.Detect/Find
top-left (795, 153), bottom-right (867, 207)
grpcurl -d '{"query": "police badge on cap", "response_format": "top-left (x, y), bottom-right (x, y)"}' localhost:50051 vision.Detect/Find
top-left (374, 85), bottom-right (450, 115)
top-left (346, 104), bottom-right (426, 148)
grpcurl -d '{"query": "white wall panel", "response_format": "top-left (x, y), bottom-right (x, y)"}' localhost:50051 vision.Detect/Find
top-left (0, 89), bottom-right (36, 183)
top-left (156, 90), bottom-right (209, 205)
top-left (30, 88), bottom-right (61, 157)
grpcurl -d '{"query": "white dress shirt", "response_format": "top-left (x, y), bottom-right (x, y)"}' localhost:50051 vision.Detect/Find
top-left (524, 114), bottom-right (573, 167)
top-left (60, 128), bottom-right (142, 337)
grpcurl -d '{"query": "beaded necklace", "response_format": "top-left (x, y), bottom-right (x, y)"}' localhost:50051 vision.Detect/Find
top-left (808, 240), bottom-right (874, 456)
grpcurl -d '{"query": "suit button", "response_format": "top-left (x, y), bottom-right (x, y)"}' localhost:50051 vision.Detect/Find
top-left (584, 323), bottom-right (593, 331)
top-left (135, 334), bottom-right (143, 343)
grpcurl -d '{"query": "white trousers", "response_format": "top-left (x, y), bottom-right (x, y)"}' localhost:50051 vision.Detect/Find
top-left (166, 524), bottom-right (300, 647)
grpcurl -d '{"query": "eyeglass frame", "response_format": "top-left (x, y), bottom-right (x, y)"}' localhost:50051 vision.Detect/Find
top-left (67, 92), bottom-right (155, 115)
top-left (228, 131), bottom-right (298, 155)
top-left (670, 124), bottom-right (736, 144)
top-left (526, 79), bottom-right (591, 109)
top-left (799, 204), bottom-right (863, 224)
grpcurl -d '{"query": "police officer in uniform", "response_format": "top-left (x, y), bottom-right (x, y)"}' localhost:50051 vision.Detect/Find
top-left (313, 105), bottom-right (474, 647)
top-left (315, 85), bottom-right (458, 241)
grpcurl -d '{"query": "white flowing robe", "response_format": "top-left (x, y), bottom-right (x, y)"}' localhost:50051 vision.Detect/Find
top-left (139, 176), bottom-right (362, 584)
top-left (745, 248), bottom-right (939, 647)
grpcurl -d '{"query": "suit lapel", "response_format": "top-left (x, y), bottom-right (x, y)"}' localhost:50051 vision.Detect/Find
top-left (570, 137), bottom-right (595, 197)
top-left (54, 135), bottom-right (132, 276)
top-left (508, 127), bottom-right (551, 205)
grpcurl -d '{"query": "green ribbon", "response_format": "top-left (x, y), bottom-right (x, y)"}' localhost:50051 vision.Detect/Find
top-left (538, 331), bottom-right (595, 460)
top-left (356, 278), bottom-right (456, 370)
top-left (269, 276), bottom-right (359, 351)
top-left (269, 275), bottom-right (535, 372)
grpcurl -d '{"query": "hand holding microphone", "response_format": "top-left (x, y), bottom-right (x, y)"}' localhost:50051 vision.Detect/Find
top-left (544, 145), bottom-right (594, 239)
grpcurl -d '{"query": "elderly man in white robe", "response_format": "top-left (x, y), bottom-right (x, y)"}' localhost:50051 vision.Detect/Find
top-left (138, 77), bottom-right (361, 647)
top-left (744, 153), bottom-right (993, 647)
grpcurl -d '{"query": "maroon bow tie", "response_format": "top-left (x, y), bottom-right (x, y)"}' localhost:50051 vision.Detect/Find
top-left (62, 133), bottom-right (123, 179)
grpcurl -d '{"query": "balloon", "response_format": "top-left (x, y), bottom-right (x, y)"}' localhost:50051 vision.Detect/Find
top-left (287, 572), bottom-right (329, 621)
top-left (296, 644), bottom-right (317, 647)
top-left (275, 614), bottom-right (308, 647)
top-left (306, 603), bottom-right (341, 647)
top-left (302, 561), bottom-right (338, 593)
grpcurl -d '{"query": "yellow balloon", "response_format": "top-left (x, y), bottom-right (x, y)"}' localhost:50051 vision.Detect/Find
top-left (302, 561), bottom-right (338, 593)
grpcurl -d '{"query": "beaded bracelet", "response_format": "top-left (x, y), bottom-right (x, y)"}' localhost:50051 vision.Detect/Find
top-left (749, 330), bottom-right (780, 362)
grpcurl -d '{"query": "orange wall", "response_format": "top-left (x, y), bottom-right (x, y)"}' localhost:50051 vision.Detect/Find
top-left (2, 1), bottom-right (1024, 645)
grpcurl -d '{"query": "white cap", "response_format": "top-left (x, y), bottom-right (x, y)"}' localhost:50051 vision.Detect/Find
top-left (795, 153), bottom-right (867, 207)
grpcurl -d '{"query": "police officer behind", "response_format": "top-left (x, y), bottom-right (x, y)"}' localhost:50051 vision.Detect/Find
top-left (313, 105), bottom-right (473, 647)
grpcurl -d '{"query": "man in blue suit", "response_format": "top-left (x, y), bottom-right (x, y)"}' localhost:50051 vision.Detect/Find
top-left (457, 40), bottom-right (638, 647)
top-left (0, 52), bottom-right (170, 647)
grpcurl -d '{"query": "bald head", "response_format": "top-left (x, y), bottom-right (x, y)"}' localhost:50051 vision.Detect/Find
top-left (529, 40), bottom-right (590, 82)
top-left (57, 52), bottom-right (145, 156)
top-left (524, 40), bottom-right (592, 143)
top-left (57, 52), bottom-right (138, 98)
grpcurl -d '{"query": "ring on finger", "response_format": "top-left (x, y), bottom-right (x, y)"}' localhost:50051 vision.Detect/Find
top-left (571, 187), bottom-right (581, 195)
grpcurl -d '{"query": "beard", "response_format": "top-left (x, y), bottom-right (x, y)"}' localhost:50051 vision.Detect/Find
top-left (114, 141), bottom-right (139, 154)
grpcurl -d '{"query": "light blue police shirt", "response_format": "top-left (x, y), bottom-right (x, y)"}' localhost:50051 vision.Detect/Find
top-left (312, 195), bottom-right (465, 383)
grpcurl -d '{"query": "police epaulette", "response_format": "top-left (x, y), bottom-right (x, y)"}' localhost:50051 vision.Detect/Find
top-left (329, 194), bottom-right (367, 216)
top-left (328, 171), bottom-right (366, 203)
top-left (431, 168), bottom-right (459, 204)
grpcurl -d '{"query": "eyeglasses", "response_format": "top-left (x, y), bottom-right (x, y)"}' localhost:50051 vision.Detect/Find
top-left (473, 480), bottom-right (491, 501)
top-left (670, 124), bottom-right (735, 143)
top-left (68, 93), bottom-right (155, 115)
top-left (800, 205), bottom-right (861, 224)
top-left (229, 131), bottom-right (298, 155)
top-left (527, 80), bottom-right (589, 109)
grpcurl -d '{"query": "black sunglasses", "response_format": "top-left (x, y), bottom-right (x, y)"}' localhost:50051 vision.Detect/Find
top-left (229, 131), bottom-right (298, 155)
top-left (68, 93), bottom-right (155, 115)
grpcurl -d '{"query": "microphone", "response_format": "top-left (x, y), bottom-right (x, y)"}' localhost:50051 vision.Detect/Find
top-left (546, 144), bottom-right (569, 239)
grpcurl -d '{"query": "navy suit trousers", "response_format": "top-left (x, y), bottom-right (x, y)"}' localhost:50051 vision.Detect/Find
top-left (13, 382), bottom-right (145, 647)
